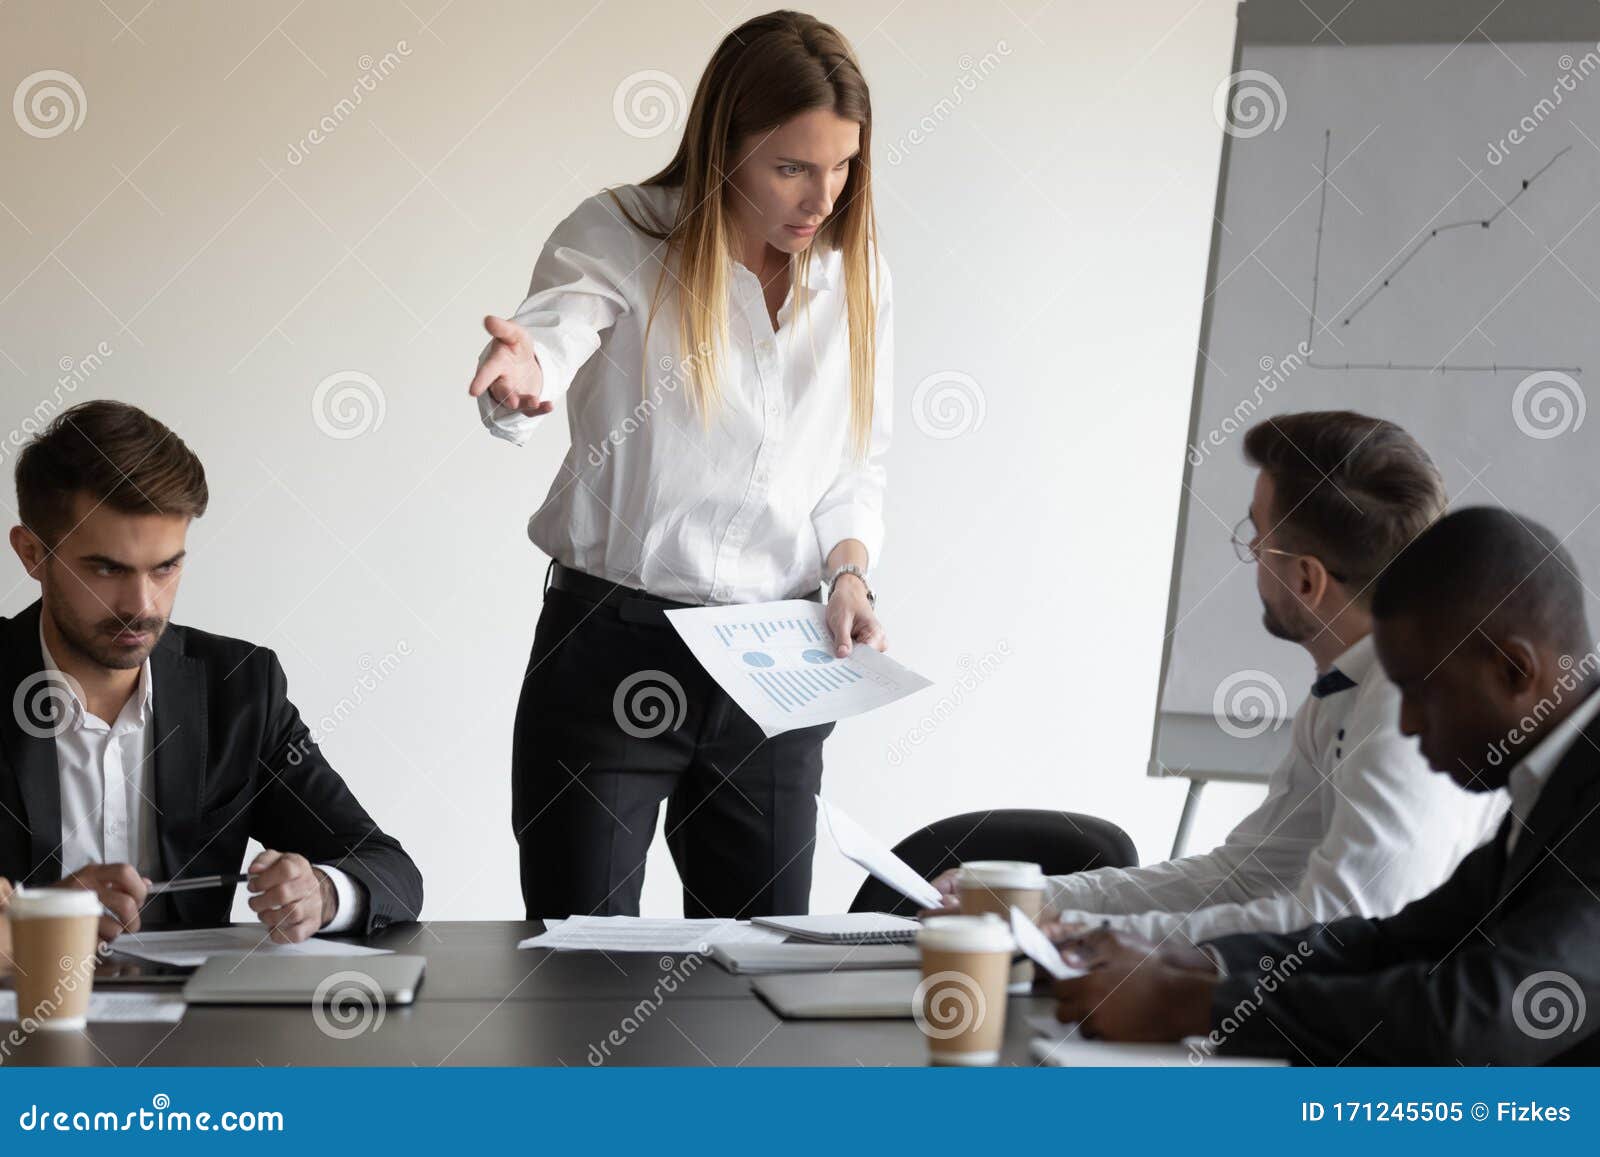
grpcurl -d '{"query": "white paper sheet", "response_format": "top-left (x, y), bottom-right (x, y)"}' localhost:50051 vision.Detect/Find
top-left (1010, 906), bottom-right (1087, 981)
top-left (0, 991), bottom-right (186, 1024)
top-left (517, 916), bottom-right (787, 953)
top-left (816, 795), bottom-right (943, 909)
top-left (1026, 1014), bottom-right (1286, 1067)
top-left (663, 600), bottom-right (932, 737)
top-left (110, 926), bottom-right (394, 968)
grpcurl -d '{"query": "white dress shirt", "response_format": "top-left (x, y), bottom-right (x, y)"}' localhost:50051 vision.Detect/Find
top-left (478, 183), bottom-right (892, 604)
top-left (42, 622), bottom-right (366, 933)
top-left (1504, 680), bottom-right (1600, 855)
top-left (1048, 634), bottom-right (1508, 945)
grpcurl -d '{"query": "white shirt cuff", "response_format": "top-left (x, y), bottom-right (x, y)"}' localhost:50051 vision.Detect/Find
top-left (314, 863), bottom-right (367, 935)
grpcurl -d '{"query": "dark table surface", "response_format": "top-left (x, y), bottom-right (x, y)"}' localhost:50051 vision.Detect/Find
top-left (2, 921), bottom-right (1058, 1067)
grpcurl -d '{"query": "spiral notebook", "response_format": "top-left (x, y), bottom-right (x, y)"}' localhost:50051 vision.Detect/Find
top-left (749, 913), bottom-right (921, 945)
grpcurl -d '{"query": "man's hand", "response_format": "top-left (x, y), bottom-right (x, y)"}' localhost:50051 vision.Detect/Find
top-left (1052, 930), bottom-right (1216, 1042)
top-left (0, 875), bottom-right (12, 914)
top-left (825, 574), bottom-right (886, 658)
top-left (1042, 922), bottom-right (1221, 975)
top-left (59, 863), bottom-right (149, 943)
top-left (917, 868), bottom-right (962, 917)
top-left (247, 850), bottom-right (336, 944)
top-left (467, 314), bottom-right (552, 417)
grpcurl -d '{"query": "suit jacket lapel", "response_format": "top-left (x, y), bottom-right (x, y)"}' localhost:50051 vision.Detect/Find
top-left (1498, 717), bottom-right (1600, 899)
top-left (0, 601), bottom-right (66, 884)
top-left (149, 627), bottom-right (208, 922)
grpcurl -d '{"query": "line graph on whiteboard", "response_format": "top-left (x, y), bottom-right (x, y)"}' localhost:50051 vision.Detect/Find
top-left (1301, 127), bottom-right (1582, 378)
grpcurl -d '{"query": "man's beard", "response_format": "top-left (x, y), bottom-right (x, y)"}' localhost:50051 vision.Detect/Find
top-left (1261, 599), bottom-right (1310, 644)
top-left (52, 606), bottom-right (166, 670)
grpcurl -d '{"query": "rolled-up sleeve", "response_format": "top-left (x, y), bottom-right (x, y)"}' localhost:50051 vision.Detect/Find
top-left (478, 195), bottom-right (634, 445)
top-left (810, 256), bottom-right (892, 566)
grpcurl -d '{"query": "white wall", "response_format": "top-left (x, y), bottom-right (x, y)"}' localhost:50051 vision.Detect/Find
top-left (0, 0), bottom-right (1261, 920)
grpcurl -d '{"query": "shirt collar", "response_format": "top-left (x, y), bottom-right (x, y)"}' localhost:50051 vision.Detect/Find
top-left (1310, 633), bottom-right (1378, 698)
top-left (1507, 681), bottom-right (1600, 820)
top-left (37, 616), bottom-right (154, 732)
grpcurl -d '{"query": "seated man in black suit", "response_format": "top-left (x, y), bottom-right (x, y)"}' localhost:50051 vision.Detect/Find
top-left (1, 400), bottom-right (422, 944)
top-left (1052, 506), bottom-right (1600, 1064)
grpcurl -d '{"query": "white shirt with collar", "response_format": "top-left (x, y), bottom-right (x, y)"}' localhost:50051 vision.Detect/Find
top-left (1047, 634), bottom-right (1508, 945)
top-left (41, 620), bottom-right (367, 934)
top-left (1504, 680), bottom-right (1600, 855)
top-left (477, 182), bottom-right (892, 604)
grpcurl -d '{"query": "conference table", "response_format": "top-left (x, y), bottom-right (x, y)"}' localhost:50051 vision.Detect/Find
top-left (2, 922), bottom-right (1060, 1067)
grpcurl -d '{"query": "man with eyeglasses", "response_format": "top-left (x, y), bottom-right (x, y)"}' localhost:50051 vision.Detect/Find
top-left (932, 411), bottom-right (1505, 948)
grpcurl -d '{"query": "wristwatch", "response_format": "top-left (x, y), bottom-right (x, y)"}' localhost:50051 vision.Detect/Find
top-left (826, 563), bottom-right (876, 609)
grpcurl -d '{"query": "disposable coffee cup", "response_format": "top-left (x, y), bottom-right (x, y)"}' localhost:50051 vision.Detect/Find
top-left (915, 914), bottom-right (1015, 1066)
top-left (957, 861), bottom-right (1045, 989)
top-left (8, 887), bottom-right (101, 1032)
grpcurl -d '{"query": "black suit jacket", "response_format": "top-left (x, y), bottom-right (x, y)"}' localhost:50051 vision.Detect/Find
top-left (1203, 703), bottom-right (1600, 1065)
top-left (0, 601), bottom-right (423, 934)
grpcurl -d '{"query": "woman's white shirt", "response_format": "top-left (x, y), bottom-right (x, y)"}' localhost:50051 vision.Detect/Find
top-left (477, 183), bottom-right (892, 605)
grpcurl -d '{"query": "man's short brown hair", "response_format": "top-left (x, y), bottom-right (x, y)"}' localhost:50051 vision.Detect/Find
top-left (1243, 410), bottom-right (1445, 602)
top-left (15, 400), bottom-right (208, 544)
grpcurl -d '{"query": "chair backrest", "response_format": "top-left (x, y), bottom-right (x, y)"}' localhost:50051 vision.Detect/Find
top-left (847, 809), bottom-right (1138, 915)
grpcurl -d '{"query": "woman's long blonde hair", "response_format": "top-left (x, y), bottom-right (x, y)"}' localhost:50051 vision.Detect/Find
top-left (610, 9), bottom-right (879, 459)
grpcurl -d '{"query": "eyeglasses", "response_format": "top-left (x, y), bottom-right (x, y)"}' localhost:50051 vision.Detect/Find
top-left (1230, 515), bottom-right (1348, 584)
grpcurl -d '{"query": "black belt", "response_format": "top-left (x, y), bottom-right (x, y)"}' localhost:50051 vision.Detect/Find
top-left (545, 561), bottom-right (821, 626)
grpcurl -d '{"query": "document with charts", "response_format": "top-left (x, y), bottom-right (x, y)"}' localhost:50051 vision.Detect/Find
top-left (664, 599), bottom-right (932, 737)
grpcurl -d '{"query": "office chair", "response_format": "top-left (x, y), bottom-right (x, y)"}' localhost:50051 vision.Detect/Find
top-left (847, 808), bottom-right (1138, 915)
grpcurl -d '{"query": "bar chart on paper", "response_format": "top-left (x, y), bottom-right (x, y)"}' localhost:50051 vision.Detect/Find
top-left (665, 600), bottom-right (933, 736)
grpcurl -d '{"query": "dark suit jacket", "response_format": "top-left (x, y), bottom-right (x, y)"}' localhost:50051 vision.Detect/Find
top-left (0, 601), bottom-right (423, 934)
top-left (1203, 702), bottom-right (1600, 1065)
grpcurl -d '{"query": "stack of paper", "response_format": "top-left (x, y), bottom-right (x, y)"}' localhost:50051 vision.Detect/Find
top-left (1026, 1014), bottom-right (1286, 1067)
top-left (0, 991), bottom-right (186, 1024)
top-left (111, 926), bottom-right (394, 968)
top-left (517, 916), bottom-right (787, 953)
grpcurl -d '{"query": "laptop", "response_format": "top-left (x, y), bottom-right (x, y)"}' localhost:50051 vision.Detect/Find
top-left (182, 954), bottom-right (426, 1005)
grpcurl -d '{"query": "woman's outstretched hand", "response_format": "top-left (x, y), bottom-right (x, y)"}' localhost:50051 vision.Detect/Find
top-left (468, 314), bottom-right (553, 417)
top-left (825, 573), bottom-right (886, 657)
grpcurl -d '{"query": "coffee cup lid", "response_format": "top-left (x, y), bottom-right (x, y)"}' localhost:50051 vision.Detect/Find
top-left (9, 885), bottom-right (103, 919)
top-left (917, 913), bottom-right (1015, 954)
top-left (957, 860), bottom-right (1045, 890)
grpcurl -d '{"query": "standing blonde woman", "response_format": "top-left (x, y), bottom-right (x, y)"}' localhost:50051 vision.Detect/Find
top-left (467, 11), bottom-right (892, 920)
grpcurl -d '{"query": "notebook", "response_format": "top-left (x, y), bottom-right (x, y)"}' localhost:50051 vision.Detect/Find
top-left (751, 969), bottom-right (921, 1019)
top-left (750, 912), bottom-right (921, 944)
top-left (709, 942), bottom-right (920, 974)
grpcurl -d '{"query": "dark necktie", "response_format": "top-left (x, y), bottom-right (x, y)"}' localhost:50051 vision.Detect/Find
top-left (1310, 668), bottom-right (1356, 698)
